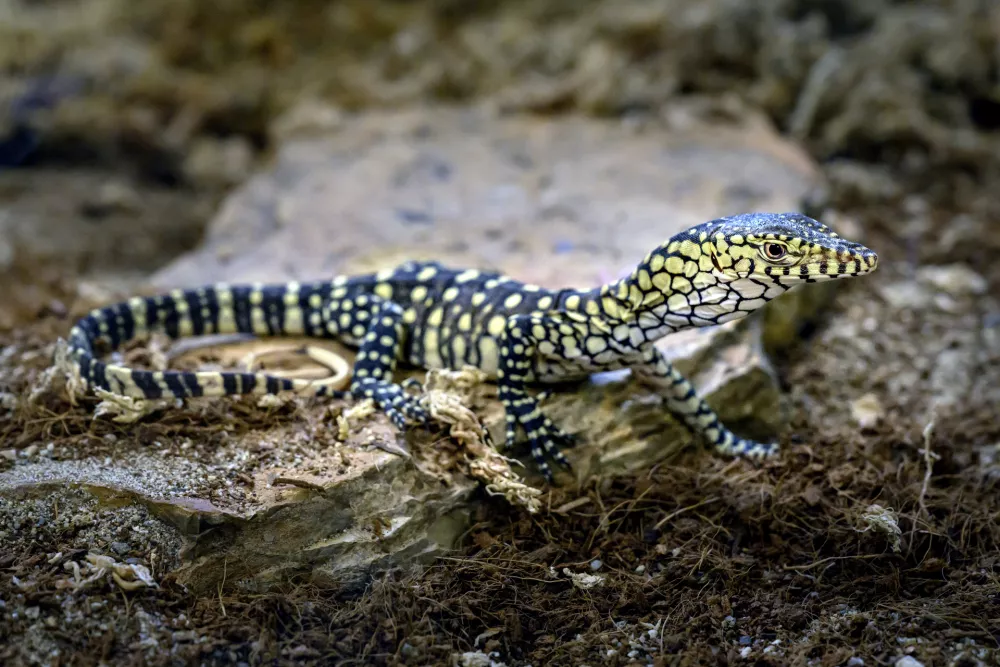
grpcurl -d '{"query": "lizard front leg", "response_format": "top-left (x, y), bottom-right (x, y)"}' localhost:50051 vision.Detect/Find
top-left (323, 296), bottom-right (430, 429)
top-left (496, 313), bottom-right (576, 481)
top-left (632, 345), bottom-right (779, 461)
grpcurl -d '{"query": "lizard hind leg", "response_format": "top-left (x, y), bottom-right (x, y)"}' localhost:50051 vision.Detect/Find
top-left (340, 298), bottom-right (430, 430)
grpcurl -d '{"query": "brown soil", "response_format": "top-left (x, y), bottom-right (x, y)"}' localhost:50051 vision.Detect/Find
top-left (2, 1), bottom-right (999, 665)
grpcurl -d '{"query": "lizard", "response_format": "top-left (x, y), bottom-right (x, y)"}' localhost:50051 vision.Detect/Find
top-left (64, 212), bottom-right (878, 481)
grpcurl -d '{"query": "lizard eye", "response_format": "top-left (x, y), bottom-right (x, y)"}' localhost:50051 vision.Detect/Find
top-left (762, 242), bottom-right (787, 261)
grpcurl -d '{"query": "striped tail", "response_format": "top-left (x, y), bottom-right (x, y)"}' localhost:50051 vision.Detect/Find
top-left (66, 282), bottom-right (346, 400)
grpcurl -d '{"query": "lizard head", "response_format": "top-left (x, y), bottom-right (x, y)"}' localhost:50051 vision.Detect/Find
top-left (618, 212), bottom-right (878, 328)
top-left (608, 212), bottom-right (878, 327)
top-left (704, 212), bottom-right (878, 286)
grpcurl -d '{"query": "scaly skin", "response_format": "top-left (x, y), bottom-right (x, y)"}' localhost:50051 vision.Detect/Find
top-left (65, 212), bottom-right (878, 480)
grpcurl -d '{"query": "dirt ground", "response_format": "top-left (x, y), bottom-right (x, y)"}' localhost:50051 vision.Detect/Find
top-left (2, 1), bottom-right (1000, 666)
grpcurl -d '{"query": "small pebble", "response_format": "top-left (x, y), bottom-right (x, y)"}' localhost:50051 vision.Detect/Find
top-left (895, 657), bottom-right (924, 667)
top-left (590, 559), bottom-right (602, 571)
top-left (878, 282), bottom-right (931, 310)
top-left (80, 180), bottom-right (142, 217)
top-left (847, 658), bottom-right (864, 667)
top-left (0, 392), bottom-right (16, 410)
top-left (739, 635), bottom-right (752, 646)
top-left (850, 393), bottom-right (884, 429)
top-left (183, 136), bottom-right (253, 188)
top-left (269, 100), bottom-right (344, 141)
top-left (42, 299), bottom-right (67, 318)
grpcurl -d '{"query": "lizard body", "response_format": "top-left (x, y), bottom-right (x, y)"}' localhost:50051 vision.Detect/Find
top-left (66, 212), bottom-right (878, 479)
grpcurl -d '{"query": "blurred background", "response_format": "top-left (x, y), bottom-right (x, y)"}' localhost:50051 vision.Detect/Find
top-left (3, 0), bottom-right (999, 281)
top-left (1, 1), bottom-right (998, 665)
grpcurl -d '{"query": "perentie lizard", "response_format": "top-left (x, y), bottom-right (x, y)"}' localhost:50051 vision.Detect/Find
top-left (65, 212), bottom-right (878, 480)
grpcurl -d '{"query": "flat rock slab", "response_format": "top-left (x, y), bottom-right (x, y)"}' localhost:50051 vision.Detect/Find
top-left (5, 105), bottom-right (827, 593)
top-left (155, 106), bottom-right (819, 290)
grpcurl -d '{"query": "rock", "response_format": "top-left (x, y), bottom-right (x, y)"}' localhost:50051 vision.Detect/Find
top-left (877, 281), bottom-right (933, 311)
top-left (268, 99), bottom-right (345, 143)
top-left (6, 105), bottom-right (844, 594)
top-left (79, 180), bottom-right (143, 218)
top-left (183, 137), bottom-right (254, 189)
top-left (916, 264), bottom-right (987, 297)
top-left (0, 433), bottom-right (459, 594)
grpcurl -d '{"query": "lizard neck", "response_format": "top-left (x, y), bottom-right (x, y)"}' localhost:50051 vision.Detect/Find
top-left (592, 252), bottom-right (681, 323)
top-left (590, 242), bottom-right (735, 336)
top-left (577, 239), bottom-right (728, 328)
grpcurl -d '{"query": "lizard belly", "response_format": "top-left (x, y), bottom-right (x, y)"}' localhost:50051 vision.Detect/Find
top-left (405, 330), bottom-right (504, 378)
top-left (534, 357), bottom-right (613, 383)
top-left (533, 346), bottom-right (646, 383)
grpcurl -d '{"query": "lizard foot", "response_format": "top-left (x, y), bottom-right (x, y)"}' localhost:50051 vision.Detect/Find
top-left (504, 412), bottom-right (574, 482)
top-left (352, 379), bottom-right (430, 430)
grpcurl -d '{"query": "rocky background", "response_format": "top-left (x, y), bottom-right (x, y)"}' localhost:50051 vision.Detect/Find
top-left (1, 1), bottom-right (999, 666)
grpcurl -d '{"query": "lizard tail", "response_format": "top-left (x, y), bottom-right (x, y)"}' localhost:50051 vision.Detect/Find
top-left (66, 282), bottom-right (349, 400)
